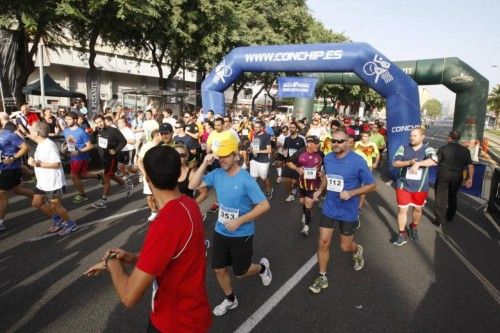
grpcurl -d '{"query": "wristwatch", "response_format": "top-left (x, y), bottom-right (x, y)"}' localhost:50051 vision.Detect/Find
top-left (105, 252), bottom-right (118, 268)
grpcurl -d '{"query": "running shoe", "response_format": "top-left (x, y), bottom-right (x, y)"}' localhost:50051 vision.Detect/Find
top-left (123, 181), bottom-right (134, 198)
top-left (242, 163), bottom-right (248, 170)
top-left (301, 224), bottom-right (309, 236)
top-left (49, 215), bottom-right (64, 233)
top-left (285, 194), bottom-right (295, 202)
top-left (92, 199), bottom-right (107, 209)
top-left (392, 234), bottom-right (407, 246)
top-left (259, 258), bottom-right (272, 286)
top-left (409, 227), bottom-right (419, 241)
top-left (309, 276), bottom-right (328, 294)
top-left (72, 194), bottom-right (89, 204)
top-left (266, 188), bottom-right (273, 200)
top-left (147, 211), bottom-right (158, 222)
top-left (208, 203), bottom-right (219, 213)
top-left (276, 176), bottom-right (283, 183)
top-left (0, 221), bottom-right (6, 231)
top-left (352, 245), bottom-right (364, 271)
top-left (292, 187), bottom-right (297, 195)
top-left (213, 297), bottom-right (238, 316)
top-left (138, 172), bottom-right (144, 183)
top-left (58, 220), bottom-right (78, 236)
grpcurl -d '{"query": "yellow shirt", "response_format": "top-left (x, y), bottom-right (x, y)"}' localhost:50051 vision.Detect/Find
top-left (354, 141), bottom-right (379, 168)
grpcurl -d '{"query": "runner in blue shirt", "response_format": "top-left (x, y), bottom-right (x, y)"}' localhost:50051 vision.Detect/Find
top-left (392, 127), bottom-right (437, 246)
top-left (62, 112), bottom-right (95, 203)
top-left (308, 130), bottom-right (376, 294)
top-left (0, 121), bottom-right (33, 231)
top-left (189, 137), bottom-right (272, 316)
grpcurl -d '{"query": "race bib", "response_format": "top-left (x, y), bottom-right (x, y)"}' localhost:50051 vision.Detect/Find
top-left (201, 142), bottom-right (208, 150)
top-left (304, 167), bottom-right (317, 180)
top-left (66, 141), bottom-right (76, 152)
top-left (218, 205), bottom-right (239, 225)
top-left (288, 148), bottom-right (297, 157)
top-left (98, 136), bottom-right (108, 149)
top-left (326, 174), bottom-right (344, 192)
top-left (242, 129), bottom-right (249, 136)
top-left (355, 130), bottom-right (360, 136)
top-left (406, 168), bottom-right (423, 180)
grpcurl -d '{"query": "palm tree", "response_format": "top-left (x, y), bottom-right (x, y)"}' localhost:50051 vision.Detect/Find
top-left (488, 84), bottom-right (500, 129)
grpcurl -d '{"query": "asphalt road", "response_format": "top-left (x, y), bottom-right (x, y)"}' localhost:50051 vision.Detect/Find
top-left (1, 122), bottom-right (499, 333)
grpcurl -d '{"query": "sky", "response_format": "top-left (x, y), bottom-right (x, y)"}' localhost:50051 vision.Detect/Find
top-left (307, 0), bottom-right (500, 110)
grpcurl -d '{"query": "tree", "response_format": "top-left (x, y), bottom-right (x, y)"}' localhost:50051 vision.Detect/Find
top-left (422, 98), bottom-right (442, 119)
top-left (57, 0), bottom-right (160, 70)
top-left (0, 0), bottom-right (64, 105)
top-left (487, 84), bottom-right (500, 129)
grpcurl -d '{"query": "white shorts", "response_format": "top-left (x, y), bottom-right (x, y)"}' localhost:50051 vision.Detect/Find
top-left (249, 160), bottom-right (269, 179)
top-left (143, 180), bottom-right (152, 195)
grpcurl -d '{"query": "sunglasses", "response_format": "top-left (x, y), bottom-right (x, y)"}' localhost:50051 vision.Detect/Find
top-left (175, 126), bottom-right (182, 129)
top-left (331, 139), bottom-right (346, 144)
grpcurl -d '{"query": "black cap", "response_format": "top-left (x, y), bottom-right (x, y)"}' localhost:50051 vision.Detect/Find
top-left (159, 123), bottom-right (173, 133)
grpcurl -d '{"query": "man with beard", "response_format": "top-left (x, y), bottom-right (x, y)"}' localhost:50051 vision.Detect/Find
top-left (308, 130), bottom-right (376, 294)
top-left (188, 138), bottom-right (272, 316)
top-left (392, 127), bottom-right (437, 246)
top-left (282, 122), bottom-right (306, 202)
top-left (249, 120), bottom-right (274, 199)
top-left (91, 115), bottom-right (133, 209)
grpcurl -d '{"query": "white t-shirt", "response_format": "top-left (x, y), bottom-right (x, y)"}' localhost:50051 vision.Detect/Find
top-left (143, 120), bottom-right (159, 142)
top-left (120, 127), bottom-right (136, 151)
top-left (34, 139), bottom-right (66, 191)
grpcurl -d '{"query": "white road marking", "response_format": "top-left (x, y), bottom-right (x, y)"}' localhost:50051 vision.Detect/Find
top-left (438, 231), bottom-right (500, 305)
top-left (27, 207), bottom-right (149, 242)
top-left (234, 254), bottom-right (318, 333)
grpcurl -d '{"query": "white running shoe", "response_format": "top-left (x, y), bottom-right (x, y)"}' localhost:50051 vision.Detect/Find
top-left (259, 258), bottom-right (272, 286)
top-left (213, 297), bottom-right (238, 316)
top-left (147, 211), bottom-right (157, 222)
top-left (285, 194), bottom-right (295, 202)
top-left (301, 224), bottom-right (309, 236)
top-left (242, 163), bottom-right (248, 170)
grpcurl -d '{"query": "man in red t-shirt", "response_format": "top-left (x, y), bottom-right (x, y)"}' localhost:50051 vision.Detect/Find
top-left (85, 145), bottom-right (211, 333)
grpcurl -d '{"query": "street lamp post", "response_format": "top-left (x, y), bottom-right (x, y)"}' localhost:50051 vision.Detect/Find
top-left (264, 93), bottom-right (267, 111)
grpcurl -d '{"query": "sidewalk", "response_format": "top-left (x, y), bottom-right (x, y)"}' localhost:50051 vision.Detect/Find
top-left (481, 129), bottom-right (500, 165)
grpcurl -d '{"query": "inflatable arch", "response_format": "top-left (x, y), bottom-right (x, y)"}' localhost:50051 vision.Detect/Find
top-left (295, 58), bottom-right (489, 156)
top-left (202, 42), bottom-right (420, 177)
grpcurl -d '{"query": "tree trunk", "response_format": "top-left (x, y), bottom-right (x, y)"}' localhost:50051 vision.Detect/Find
top-left (88, 29), bottom-right (100, 70)
top-left (231, 79), bottom-right (248, 110)
top-left (323, 95), bottom-right (327, 112)
top-left (251, 85), bottom-right (265, 112)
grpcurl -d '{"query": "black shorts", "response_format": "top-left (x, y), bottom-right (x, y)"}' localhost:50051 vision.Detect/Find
top-left (298, 188), bottom-right (316, 199)
top-left (319, 214), bottom-right (359, 236)
top-left (282, 166), bottom-right (299, 180)
top-left (103, 157), bottom-right (118, 177)
top-left (117, 150), bottom-right (135, 165)
top-left (0, 168), bottom-right (22, 191)
top-left (34, 186), bottom-right (66, 199)
top-left (212, 232), bottom-right (253, 276)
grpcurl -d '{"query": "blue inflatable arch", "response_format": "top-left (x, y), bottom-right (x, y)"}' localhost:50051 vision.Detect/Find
top-left (202, 43), bottom-right (421, 177)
